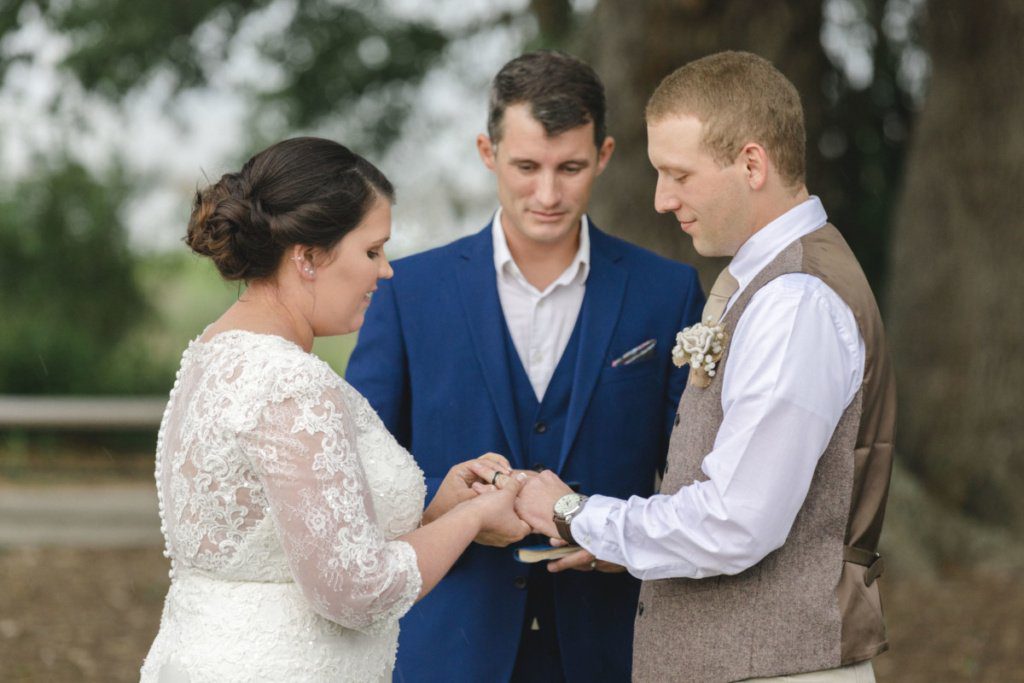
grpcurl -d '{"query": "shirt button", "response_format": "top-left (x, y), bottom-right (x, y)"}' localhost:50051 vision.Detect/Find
top-left (514, 576), bottom-right (528, 589)
top-left (534, 421), bottom-right (547, 434)
top-left (638, 601), bottom-right (645, 616)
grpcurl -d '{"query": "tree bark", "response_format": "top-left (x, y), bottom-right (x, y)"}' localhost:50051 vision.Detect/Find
top-left (886, 0), bottom-right (1024, 532)
top-left (576, 0), bottom-right (827, 289)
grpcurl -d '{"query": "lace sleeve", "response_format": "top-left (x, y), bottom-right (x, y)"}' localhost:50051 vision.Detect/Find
top-left (241, 376), bottom-right (422, 634)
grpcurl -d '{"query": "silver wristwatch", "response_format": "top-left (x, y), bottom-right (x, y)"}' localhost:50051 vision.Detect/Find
top-left (553, 493), bottom-right (589, 545)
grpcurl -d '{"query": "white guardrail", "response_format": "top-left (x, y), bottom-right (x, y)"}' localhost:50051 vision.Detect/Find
top-left (0, 395), bottom-right (167, 429)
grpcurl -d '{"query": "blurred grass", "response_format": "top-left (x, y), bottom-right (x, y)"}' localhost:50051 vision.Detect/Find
top-left (0, 253), bottom-right (358, 474)
top-left (134, 251), bottom-right (359, 376)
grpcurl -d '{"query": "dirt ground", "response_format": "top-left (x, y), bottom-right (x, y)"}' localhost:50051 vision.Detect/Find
top-left (1, 449), bottom-right (1022, 681)
top-left (0, 547), bottom-right (1021, 682)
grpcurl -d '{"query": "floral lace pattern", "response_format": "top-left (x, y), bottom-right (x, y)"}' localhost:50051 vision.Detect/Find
top-left (141, 330), bottom-right (425, 682)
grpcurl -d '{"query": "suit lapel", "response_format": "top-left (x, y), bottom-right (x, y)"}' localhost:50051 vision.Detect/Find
top-left (455, 225), bottom-right (525, 466)
top-left (558, 227), bottom-right (627, 472)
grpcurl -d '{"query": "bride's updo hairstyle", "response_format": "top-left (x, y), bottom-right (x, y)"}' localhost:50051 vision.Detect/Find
top-left (186, 137), bottom-right (394, 282)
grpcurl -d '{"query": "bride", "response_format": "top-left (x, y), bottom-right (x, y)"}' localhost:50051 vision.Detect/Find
top-left (140, 137), bottom-right (528, 682)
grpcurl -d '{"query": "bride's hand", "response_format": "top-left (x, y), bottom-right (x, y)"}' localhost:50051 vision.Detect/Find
top-left (422, 453), bottom-right (512, 524)
top-left (464, 470), bottom-right (531, 546)
top-left (462, 462), bottom-right (538, 547)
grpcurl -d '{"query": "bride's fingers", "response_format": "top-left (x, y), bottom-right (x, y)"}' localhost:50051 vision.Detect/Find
top-left (471, 482), bottom-right (496, 494)
top-left (477, 452), bottom-right (511, 471)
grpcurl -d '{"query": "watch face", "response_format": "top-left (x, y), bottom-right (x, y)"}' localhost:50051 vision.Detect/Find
top-left (554, 493), bottom-right (583, 517)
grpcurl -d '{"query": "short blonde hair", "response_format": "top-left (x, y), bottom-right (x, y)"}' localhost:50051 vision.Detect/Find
top-left (646, 51), bottom-right (806, 187)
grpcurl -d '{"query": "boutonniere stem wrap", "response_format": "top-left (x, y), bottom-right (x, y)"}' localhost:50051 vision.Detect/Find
top-left (672, 318), bottom-right (728, 388)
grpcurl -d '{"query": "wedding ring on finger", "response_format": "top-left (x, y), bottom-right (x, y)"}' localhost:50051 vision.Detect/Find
top-left (491, 471), bottom-right (504, 486)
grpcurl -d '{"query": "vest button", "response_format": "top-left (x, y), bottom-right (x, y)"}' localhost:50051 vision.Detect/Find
top-left (674, 412), bottom-right (680, 427)
top-left (514, 576), bottom-right (528, 589)
top-left (534, 421), bottom-right (547, 434)
top-left (638, 601), bottom-right (645, 616)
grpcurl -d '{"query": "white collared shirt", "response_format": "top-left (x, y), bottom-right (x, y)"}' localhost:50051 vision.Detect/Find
top-left (492, 208), bottom-right (590, 400)
top-left (573, 197), bottom-right (867, 580)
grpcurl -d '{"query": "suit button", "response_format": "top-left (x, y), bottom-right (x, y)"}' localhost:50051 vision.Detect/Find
top-left (534, 421), bottom-right (547, 434)
top-left (674, 412), bottom-right (680, 427)
top-left (514, 576), bottom-right (528, 589)
top-left (638, 601), bottom-right (645, 616)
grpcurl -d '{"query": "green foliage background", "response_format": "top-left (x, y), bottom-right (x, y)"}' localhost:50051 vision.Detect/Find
top-left (0, 161), bottom-right (162, 394)
top-left (0, 161), bottom-right (355, 397)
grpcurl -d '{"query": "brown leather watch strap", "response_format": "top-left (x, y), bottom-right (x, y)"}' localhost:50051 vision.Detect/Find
top-left (555, 516), bottom-right (576, 545)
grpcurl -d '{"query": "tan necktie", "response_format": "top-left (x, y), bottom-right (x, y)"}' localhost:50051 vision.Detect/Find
top-left (702, 267), bottom-right (740, 324)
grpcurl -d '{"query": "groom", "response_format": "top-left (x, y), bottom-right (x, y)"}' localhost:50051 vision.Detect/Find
top-left (517, 51), bottom-right (897, 682)
top-left (346, 51), bottom-right (703, 681)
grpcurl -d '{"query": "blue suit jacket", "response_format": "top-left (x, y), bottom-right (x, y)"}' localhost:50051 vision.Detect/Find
top-left (346, 222), bottom-right (704, 682)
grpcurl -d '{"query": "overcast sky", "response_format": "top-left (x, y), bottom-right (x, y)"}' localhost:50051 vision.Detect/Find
top-left (0, 0), bottom-right (924, 257)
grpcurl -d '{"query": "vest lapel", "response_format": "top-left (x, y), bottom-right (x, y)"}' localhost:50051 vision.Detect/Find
top-left (557, 228), bottom-right (626, 472)
top-left (455, 226), bottom-right (525, 466)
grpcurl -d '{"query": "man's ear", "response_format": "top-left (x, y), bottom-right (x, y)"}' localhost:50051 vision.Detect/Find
top-left (477, 134), bottom-right (497, 171)
top-left (741, 143), bottom-right (768, 190)
top-left (595, 136), bottom-right (616, 176)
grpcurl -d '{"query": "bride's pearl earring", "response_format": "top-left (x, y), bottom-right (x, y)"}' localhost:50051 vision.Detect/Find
top-left (293, 255), bottom-right (314, 278)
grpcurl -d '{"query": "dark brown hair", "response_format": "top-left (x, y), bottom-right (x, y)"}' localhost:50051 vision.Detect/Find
top-left (186, 137), bottom-right (394, 281)
top-left (646, 51), bottom-right (806, 187)
top-left (487, 50), bottom-right (607, 147)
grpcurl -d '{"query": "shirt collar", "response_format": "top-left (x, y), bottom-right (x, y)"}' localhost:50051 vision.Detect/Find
top-left (727, 196), bottom-right (828, 295)
top-left (491, 207), bottom-right (591, 293)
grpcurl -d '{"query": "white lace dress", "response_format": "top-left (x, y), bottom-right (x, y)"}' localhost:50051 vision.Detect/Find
top-left (140, 331), bottom-right (425, 683)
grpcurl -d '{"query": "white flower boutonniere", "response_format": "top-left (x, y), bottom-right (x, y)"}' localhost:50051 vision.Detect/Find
top-left (672, 318), bottom-right (728, 388)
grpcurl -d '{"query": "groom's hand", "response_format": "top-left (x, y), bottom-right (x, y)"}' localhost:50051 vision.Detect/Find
top-left (545, 542), bottom-right (626, 574)
top-left (514, 470), bottom-right (573, 539)
top-left (423, 453), bottom-right (510, 525)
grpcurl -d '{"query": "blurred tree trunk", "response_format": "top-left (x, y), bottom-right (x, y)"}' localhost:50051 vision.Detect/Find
top-left (576, 0), bottom-right (827, 289)
top-left (886, 0), bottom-right (1024, 534)
top-left (571, 0), bottom-right (1024, 572)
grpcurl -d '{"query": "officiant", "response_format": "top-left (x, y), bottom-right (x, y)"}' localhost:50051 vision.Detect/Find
top-left (346, 50), bottom-right (704, 682)
top-left (516, 51), bottom-right (897, 682)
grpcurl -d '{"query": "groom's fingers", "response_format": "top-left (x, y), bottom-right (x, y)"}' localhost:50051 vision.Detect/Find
top-left (466, 460), bottom-right (509, 485)
top-left (546, 549), bottom-right (596, 573)
top-left (493, 471), bottom-right (527, 493)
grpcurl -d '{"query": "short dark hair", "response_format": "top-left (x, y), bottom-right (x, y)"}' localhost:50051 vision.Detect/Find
top-left (487, 50), bottom-right (607, 147)
top-left (186, 137), bottom-right (393, 282)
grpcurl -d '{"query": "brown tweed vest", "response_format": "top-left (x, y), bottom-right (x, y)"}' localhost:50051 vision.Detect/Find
top-left (632, 225), bottom-right (896, 682)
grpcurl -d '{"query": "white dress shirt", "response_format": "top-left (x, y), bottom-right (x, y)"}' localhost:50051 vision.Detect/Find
top-left (492, 208), bottom-right (590, 400)
top-left (573, 197), bottom-right (867, 580)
